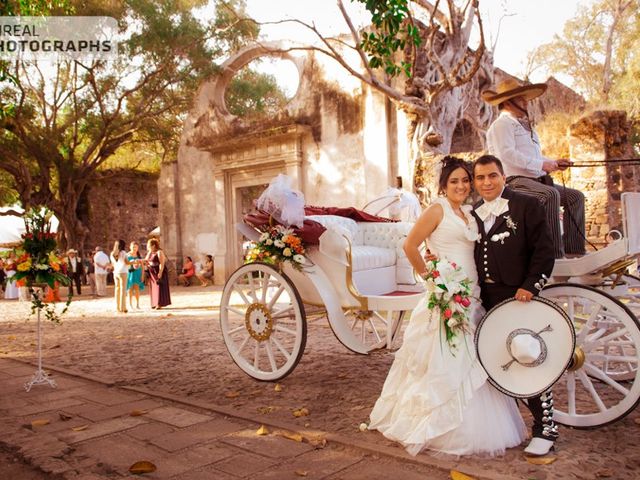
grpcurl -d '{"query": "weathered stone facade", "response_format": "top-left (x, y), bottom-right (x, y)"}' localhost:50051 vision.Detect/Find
top-left (162, 43), bottom-right (411, 284)
top-left (80, 170), bottom-right (159, 253)
top-left (569, 110), bottom-right (639, 246)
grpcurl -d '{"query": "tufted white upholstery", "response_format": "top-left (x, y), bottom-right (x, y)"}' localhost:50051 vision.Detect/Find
top-left (351, 246), bottom-right (396, 271)
top-left (309, 216), bottom-right (417, 296)
top-left (306, 215), bottom-right (359, 242)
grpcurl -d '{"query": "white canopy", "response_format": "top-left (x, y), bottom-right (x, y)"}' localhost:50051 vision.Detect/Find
top-left (0, 206), bottom-right (59, 247)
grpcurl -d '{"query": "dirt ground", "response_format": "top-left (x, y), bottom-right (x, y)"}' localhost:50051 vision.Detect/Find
top-left (1, 285), bottom-right (639, 480)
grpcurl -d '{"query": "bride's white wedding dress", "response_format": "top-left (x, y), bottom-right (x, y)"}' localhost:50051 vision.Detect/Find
top-left (369, 197), bottom-right (527, 456)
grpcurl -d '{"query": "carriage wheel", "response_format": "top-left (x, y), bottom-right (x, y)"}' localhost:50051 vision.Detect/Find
top-left (220, 263), bottom-right (306, 381)
top-left (541, 283), bottom-right (640, 428)
top-left (342, 309), bottom-right (406, 352)
top-left (603, 273), bottom-right (640, 310)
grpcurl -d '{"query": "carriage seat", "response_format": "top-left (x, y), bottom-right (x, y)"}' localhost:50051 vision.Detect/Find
top-left (306, 215), bottom-right (418, 295)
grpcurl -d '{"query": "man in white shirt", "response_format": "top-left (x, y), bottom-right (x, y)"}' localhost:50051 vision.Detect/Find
top-left (483, 79), bottom-right (586, 259)
top-left (93, 246), bottom-right (111, 297)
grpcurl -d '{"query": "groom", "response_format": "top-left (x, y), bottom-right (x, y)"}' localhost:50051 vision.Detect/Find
top-left (471, 154), bottom-right (557, 456)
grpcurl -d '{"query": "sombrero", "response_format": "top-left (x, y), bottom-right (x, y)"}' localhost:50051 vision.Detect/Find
top-left (481, 78), bottom-right (547, 106)
top-left (475, 296), bottom-right (575, 398)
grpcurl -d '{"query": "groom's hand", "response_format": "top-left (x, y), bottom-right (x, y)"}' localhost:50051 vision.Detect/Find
top-left (515, 288), bottom-right (533, 302)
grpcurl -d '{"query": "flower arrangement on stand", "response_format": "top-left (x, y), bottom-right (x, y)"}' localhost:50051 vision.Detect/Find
top-left (12, 208), bottom-right (72, 323)
top-left (421, 256), bottom-right (473, 354)
top-left (245, 225), bottom-right (306, 271)
top-left (9, 208), bottom-right (72, 392)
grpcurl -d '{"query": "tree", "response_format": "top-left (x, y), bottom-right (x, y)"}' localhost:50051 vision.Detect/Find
top-left (248, 0), bottom-right (490, 192)
top-left (0, 0), bottom-right (260, 248)
top-left (531, 0), bottom-right (639, 106)
top-left (225, 65), bottom-right (289, 118)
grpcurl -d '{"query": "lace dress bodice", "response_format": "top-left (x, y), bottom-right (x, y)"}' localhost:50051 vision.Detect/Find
top-left (427, 197), bottom-right (480, 286)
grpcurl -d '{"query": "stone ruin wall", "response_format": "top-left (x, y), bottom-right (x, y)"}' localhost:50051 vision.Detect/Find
top-left (568, 110), bottom-right (640, 246)
top-left (81, 170), bottom-right (159, 254)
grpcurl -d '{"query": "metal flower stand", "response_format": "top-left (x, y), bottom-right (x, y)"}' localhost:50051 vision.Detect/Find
top-left (24, 286), bottom-right (56, 392)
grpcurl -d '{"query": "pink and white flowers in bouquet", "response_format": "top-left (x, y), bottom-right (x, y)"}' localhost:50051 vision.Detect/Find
top-left (421, 256), bottom-right (473, 353)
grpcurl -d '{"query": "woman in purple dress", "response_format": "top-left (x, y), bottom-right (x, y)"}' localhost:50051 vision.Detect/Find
top-left (145, 238), bottom-right (171, 309)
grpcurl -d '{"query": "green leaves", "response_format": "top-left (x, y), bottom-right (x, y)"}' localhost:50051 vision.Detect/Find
top-left (355, 0), bottom-right (422, 78)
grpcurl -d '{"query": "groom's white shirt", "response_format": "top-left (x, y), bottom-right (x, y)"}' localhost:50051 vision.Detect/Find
top-left (476, 188), bottom-right (508, 232)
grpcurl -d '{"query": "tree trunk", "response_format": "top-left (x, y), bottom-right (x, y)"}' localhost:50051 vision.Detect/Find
top-left (52, 188), bottom-right (90, 252)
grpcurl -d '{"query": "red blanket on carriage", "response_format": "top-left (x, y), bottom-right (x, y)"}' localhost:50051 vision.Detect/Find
top-left (244, 206), bottom-right (396, 245)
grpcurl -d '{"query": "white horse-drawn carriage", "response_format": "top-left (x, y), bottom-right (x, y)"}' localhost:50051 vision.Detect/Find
top-left (219, 189), bottom-right (640, 431)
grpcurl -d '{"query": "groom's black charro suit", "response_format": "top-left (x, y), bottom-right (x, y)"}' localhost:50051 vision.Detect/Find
top-left (471, 187), bottom-right (557, 442)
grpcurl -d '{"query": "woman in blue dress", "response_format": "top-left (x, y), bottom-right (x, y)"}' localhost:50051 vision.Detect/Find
top-left (126, 241), bottom-right (145, 309)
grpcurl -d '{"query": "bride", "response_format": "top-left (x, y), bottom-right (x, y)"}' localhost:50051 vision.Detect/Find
top-left (369, 156), bottom-right (527, 456)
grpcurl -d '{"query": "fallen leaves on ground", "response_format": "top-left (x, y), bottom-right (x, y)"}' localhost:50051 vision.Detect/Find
top-left (58, 412), bottom-right (73, 421)
top-left (524, 456), bottom-right (557, 465)
top-left (225, 391), bottom-right (241, 399)
top-left (257, 406), bottom-right (276, 414)
top-left (130, 409), bottom-right (148, 417)
top-left (71, 425), bottom-right (89, 432)
top-left (292, 407), bottom-right (309, 417)
top-left (256, 425), bottom-right (270, 436)
top-left (31, 419), bottom-right (50, 427)
top-left (308, 437), bottom-right (327, 449)
top-left (294, 470), bottom-right (308, 477)
top-left (278, 431), bottom-right (304, 442)
top-left (450, 470), bottom-right (476, 480)
top-left (128, 460), bottom-right (157, 474)
top-left (49, 344), bottom-right (61, 349)
top-left (274, 384), bottom-right (283, 392)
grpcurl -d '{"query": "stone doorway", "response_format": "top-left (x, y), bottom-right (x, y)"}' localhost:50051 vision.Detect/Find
top-left (233, 183), bottom-right (269, 267)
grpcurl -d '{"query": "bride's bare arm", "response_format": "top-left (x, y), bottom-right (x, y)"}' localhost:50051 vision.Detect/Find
top-left (403, 204), bottom-right (443, 277)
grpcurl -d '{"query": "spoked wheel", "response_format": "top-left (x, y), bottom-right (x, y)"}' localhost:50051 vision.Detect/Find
top-left (602, 273), bottom-right (640, 311)
top-left (541, 283), bottom-right (640, 428)
top-left (343, 309), bottom-right (406, 352)
top-left (220, 263), bottom-right (306, 381)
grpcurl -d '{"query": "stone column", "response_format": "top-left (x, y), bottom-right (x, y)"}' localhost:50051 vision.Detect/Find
top-left (157, 162), bottom-right (182, 285)
top-left (569, 110), bottom-right (638, 246)
top-left (213, 170), bottom-right (227, 286)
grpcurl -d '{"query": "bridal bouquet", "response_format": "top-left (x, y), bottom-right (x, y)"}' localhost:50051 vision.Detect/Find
top-left (245, 225), bottom-right (306, 271)
top-left (421, 256), bottom-right (473, 353)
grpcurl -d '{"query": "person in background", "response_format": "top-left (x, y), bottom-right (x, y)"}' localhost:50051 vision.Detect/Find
top-left (66, 249), bottom-right (84, 296)
top-left (126, 241), bottom-right (145, 309)
top-left (483, 78), bottom-right (586, 259)
top-left (85, 252), bottom-right (96, 297)
top-left (3, 251), bottom-right (19, 300)
top-left (145, 238), bottom-right (171, 309)
top-left (110, 239), bottom-right (130, 313)
top-left (0, 257), bottom-right (6, 294)
top-left (196, 254), bottom-right (214, 286)
top-left (177, 256), bottom-right (195, 287)
top-left (93, 246), bottom-right (110, 297)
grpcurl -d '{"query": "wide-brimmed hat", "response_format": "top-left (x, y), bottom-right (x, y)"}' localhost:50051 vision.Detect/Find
top-left (67, 249), bottom-right (77, 254)
top-left (481, 78), bottom-right (547, 106)
top-left (475, 297), bottom-right (575, 398)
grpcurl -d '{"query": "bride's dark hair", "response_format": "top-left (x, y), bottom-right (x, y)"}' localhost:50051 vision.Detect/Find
top-left (438, 156), bottom-right (472, 195)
